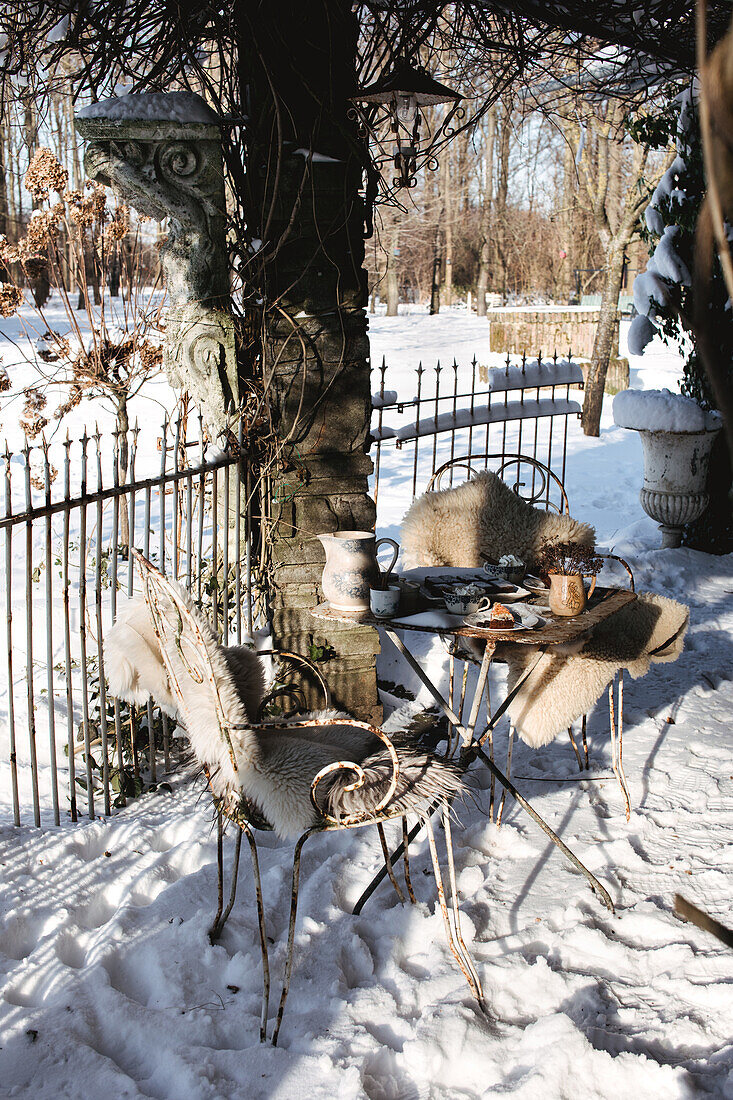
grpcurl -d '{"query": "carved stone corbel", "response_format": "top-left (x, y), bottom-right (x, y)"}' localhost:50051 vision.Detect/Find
top-left (75, 95), bottom-right (238, 432)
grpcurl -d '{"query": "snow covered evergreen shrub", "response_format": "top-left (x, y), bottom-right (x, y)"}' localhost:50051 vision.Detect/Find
top-left (629, 88), bottom-right (732, 551)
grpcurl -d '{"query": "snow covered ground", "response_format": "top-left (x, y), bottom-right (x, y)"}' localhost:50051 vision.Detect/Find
top-left (2, 306), bottom-right (733, 1098)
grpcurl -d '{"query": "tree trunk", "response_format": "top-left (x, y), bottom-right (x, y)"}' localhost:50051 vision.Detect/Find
top-left (559, 139), bottom-right (577, 303)
top-left (237, 0), bottom-right (380, 721)
top-left (581, 245), bottom-right (625, 435)
top-left (495, 99), bottom-right (511, 304)
top-left (441, 152), bottom-right (453, 308)
top-left (109, 248), bottom-right (120, 297)
top-left (385, 219), bottom-right (399, 316)
top-left (430, 231), bottom-right (441, 315)
top-left (476, 106), bottom-right (496, 318)
top-left (0, 122), bottom-right (9, 281)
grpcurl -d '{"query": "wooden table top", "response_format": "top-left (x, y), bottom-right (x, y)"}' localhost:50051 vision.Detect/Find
top-left (312, 586), bottom-right (637, 647)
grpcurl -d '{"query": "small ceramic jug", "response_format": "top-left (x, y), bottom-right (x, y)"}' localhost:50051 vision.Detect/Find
top-left (548, 573), bottom-right (596, 617)
top-left (318, 531), bottom-right (399, 612)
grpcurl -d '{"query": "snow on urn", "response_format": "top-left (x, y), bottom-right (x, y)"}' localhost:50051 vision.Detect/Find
top-left (74, 92), bottom-right (238, 433)
top-left (613, 389), bottom-right (722, 548)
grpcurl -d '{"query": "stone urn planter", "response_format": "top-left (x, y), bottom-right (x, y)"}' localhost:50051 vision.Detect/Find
top-left (613, 389), bottom-right (722, 548)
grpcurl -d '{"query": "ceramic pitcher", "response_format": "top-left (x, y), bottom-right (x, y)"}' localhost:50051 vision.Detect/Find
top-left (548, 572), bottom-right (596, 617)
top-left (317, 531), bottom-right (399, 612)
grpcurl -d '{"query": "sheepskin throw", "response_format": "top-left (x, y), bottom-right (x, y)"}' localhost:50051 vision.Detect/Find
top-left (105, 591), bottom-right (464, 839)
top-left (504, 593), bottom-right (689, 747)
top-left (105, 591), bottom-right (265, 722)
top-left (401, 471), bottom-right (595, 570)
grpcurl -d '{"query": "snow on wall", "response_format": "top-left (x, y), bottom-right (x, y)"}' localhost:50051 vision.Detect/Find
top-left (613, 387), bottom-right (722, 432)
top-left (77, 92), bottom-right (220, 124)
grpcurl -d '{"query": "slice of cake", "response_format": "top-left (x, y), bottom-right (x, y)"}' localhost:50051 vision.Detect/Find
top-left (489, 603), bottom-right (515, 629)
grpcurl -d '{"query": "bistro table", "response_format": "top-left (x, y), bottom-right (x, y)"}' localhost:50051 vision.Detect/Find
top-left (312, 572), bottom-right (636, 914)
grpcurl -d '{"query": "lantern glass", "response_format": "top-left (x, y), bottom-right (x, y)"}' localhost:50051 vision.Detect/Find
top-left (394, 92), bottom-right (418, 131)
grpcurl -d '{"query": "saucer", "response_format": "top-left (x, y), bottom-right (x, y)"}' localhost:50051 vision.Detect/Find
top-left (463, 606), bottom-right (543, 631)
top-left (523, 574), bottom-right (549, 593)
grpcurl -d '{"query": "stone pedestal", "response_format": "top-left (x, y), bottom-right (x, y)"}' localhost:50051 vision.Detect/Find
top-left (75, 96), bottom-right (238, 433)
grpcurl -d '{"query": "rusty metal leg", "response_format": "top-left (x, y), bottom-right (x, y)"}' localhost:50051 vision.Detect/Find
top-left (209, 809), bottom-right (225, 942)
top-left (272, 831), bottom-right (311, 1047)
top-left (378, 822), bottom-right (406, 903)
top-left (496, 724), bottom-right (515, 827)
top-left (402, 817), bottom-right (417, 904)
top-left (218, 829), bottom-right (243, 931)
top-left (448, 652), bottom-right (456, 758)
top-left (240, 824), bottom-right (270, 1043)
top-left (609, 674), bottom-right (631, 820)
top-left (487, 725), bottom-right (496, 821)
top-left (425, 811), bottom-right (484, 1007)
top-left (465, 642), bottom-right (494, 741)
top-left (581, 714), bottom-right (589, 769)
top-left (442, 807), bottom-right (484, 1005)
top-left (567, 726), bottom-right (584, 772)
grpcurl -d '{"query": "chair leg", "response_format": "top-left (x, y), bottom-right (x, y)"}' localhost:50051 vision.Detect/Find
top-left (485, 676), bottom-right (495, 818)
top-left (272, 830), bottom-right (311, 1047)
top-left (402, 817), bottom-right (417, 904)
top-left (448, 652), bottom-right (456, 758)
top-left (209, 809), bottom-right (226, 942)
top-left (378, 822), bottom-right (406, 904)
top-left (609, 672), bottom-right (631, 820)
top-left (442, 808), bottom-right (484, 1005)
top-left (425, 810), bottom-right (484, 1009)
top-left (567, 726), bottom-right (584, 772)
top-left (218, 829), bottom-right (243, 934)
top-left (496, 724), bottom-right (515, 827)
top-left (449, 659), bottom-right (469, 760)
top-left (209, 816), bottom-right (270, 1043)
top-left (581, 714), bottom-right (589, 769)
top-left (241, 825), bottom-right (270, 1044)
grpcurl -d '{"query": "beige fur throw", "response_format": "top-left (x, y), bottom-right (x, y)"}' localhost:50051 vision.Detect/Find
top-left (504, 593), bottom-right (689, 747)
top-left (401, 472), bottom-right (595, 570)
top-left (399, 472), bottom-right (688, 748)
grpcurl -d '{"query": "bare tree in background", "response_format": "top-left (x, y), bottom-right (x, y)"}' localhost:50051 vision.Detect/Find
top-left (559, 97), bottom-right (673, 435)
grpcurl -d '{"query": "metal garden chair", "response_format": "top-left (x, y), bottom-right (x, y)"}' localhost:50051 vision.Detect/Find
top-left (423, 452), bottom-right (635, 819)
top-left (131, 551), bottom-right (484, 1045)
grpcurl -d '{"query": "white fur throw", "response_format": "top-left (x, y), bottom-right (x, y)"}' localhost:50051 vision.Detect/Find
top-left (401, 472), bottom-right (595, 570)
top-left (105, 592), bottom-right (463, 839)
top-left (105, 593), bottom-right (266, 723)
top-left (504, 592), bottom-right (689, 746)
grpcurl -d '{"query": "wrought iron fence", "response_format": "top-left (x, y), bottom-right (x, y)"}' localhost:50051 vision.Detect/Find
top-left (1, 408), bottom-right (257, 827)
top-left (370, 351), bottom-right (584, 503)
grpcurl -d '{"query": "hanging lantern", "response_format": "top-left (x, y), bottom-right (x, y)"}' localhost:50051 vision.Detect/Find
top-left (352, 62), bottom-right (462, 189)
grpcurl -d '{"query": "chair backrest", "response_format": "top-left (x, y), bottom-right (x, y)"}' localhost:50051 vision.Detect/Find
top-left (426, 452), bottom-right (570, 515)
top-left (134, 550), bottom-right (249, 786)
top-left (258, 650), bottom-right (332, 718)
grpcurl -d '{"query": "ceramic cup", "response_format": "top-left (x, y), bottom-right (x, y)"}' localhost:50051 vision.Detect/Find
top-left (369, 585), bottom-right (401, 618)
top-left (443, 586), bottom-right (493, 616)
top-left (483, 560), bottom-right (525, 584)
top-left (398, 579), bottom-right (421, 613)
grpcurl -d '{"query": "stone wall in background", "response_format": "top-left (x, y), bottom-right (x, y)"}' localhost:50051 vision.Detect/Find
top-left (488, 310), bottom-right (620, 360)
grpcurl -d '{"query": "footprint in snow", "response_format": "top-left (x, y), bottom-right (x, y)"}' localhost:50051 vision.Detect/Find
top-left (72, 829), bottom-right (114, 862)
top-left (0, 910), bottom-right (48, 961)
top-left (75, 895), bottom-right (117, 931)
top-left (55, 930), bottom-right (88, 970)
